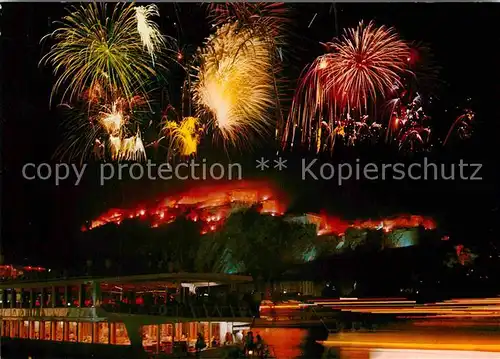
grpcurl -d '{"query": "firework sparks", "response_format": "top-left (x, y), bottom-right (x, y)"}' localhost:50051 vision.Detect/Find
top-left (384, 92), bottom-right (432, 152)
top-left (94, 93), bottom-right (149, 161)
top-left (110, 131), bottom-right (147, 161)
top-left (41, 3), bottom-right (170, 105)
top-left (283, 56), bottom-right (334, 152)
top-left (208, 2), bottom-right (288, 41)
top-left (164, 117), bottom-right (204, 157)
top-left (100, 102), bottom-right (125, 135)
top-left (135, 4), bottom-right (165, 64)
top-left (398, 126), bottom-right (431, 151)
top-left (193, 22), bottom-right (275, 147)
top-left (54, 88), bottom-right (149, 162)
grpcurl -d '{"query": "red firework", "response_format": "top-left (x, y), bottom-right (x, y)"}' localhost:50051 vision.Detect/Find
top-left (326, 20), bottom-right (411, 112)
top-left (284, 20), bottom-right (411, 152)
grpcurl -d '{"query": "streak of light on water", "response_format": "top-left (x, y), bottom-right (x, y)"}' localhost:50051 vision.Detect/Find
top-left (371, 349), bottom-right (500, 358)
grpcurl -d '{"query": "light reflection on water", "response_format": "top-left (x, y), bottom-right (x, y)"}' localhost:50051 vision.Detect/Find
top-left (17, 327), bottom-right (500, 359)
top-left (260, 328), bottom-right (500, 359)
top-left (370, 349), bottom-right (500, 358)
top-left (254, 328), bottom-right (309, 358)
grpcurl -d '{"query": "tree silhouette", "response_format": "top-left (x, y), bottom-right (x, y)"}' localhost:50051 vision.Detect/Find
top-left (197, 208), bottom-right (317, 285)
top-left (152, 216), bottom-right (202, 272)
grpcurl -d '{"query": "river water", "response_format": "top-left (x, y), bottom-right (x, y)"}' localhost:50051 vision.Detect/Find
top-left (255, 327), bottom-right (323, 358)
top-left (259, 327), bottom-right (500, 359)
top-left (8, 326), bottom-right (500, 359)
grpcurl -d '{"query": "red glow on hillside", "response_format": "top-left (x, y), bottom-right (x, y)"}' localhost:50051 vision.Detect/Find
top-left (309, 212), bottom-right (436, 236)
top-left (0, 265), bottom-right (46, 280)
top-left (83, 181), bottom-right (436, 235)
top-left (83, 181), bottom-right (287, 235)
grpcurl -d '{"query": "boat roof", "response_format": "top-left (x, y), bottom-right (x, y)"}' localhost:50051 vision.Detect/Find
top-left (0, 272), bottom-right (253, 290)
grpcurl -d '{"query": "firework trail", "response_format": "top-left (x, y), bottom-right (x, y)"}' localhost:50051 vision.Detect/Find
top-left (193, 22), bottom-right (275, 148)
top-left (284, 56), bottom-right (337, 152)
top-left (443, 109), bottom-right (475, 146)
top-left (41, 3), bottom-right (171, 105)
top-left (135, 4), bottom-right (167, 65)
top-left (398, 126), bottom-right (431, 152)
top-left (284, 21), bottom-right (410, 153)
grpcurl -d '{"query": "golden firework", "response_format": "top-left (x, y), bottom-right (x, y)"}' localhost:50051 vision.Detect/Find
top-left (41, 3), bottom-right (170, 105)
top-left (109, 131), bottom-right (147, 161)
top-left (208, 3), bottom-right (289, 141)
top-left (135, 4), bottom-right (166, 64)
top-left (54, 88), bottom-right (149, 162)
top-left (164, 117), bottom-right (203, 157)
top-left (193, 22), bottom-right (275, 147)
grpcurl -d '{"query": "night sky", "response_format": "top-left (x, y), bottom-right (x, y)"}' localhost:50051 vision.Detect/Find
top-left (1, 3), bottom-right (499, 267)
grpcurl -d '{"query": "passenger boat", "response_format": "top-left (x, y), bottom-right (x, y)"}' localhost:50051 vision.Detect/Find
top-left (0, 272), bottom-right (256, 357)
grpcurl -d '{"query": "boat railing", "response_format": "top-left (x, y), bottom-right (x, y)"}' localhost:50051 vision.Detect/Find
top-left (101, 303), bottom-right (256, 319)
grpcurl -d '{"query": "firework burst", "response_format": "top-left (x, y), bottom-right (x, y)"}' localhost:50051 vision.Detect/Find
top-left (284, 21), bottom-right (410, 153)
top-left (193, 22), bottom-right (275, 148)
top-left (109, 131), bottom-right (147, 162)
top-left (323, 20), bottom-right (410, 112)
top-left (54, 87), bottom-right (150, 162)
top-left (385, 92), bottom-right (432, 152)
top-left (208, 3), bottom-right (289, 139)
top-left (41, 3), bottom-right (171, 105)
top-left (164, 117), bottom-right (204, 157)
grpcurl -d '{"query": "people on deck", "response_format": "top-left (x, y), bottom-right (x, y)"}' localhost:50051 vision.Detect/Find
top-left (195, 333), bottom-right (206, 358)
top-left (255, 334), bottom-right (266, 358)
top-left (225, 331), bottom-right (234, 345)
top-left (211, 336), bottom-right (218, 347)
top-left (244, 331), bottom-right (255, 355)
top-left (235, 330), bottom-right (243, 344)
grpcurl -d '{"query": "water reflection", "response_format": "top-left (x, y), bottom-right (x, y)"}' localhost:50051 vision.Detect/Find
top-left (298, 327), bottom-right (328, 359)
top-left (13, 326), bottom-right (500, 359)
top-left (361, 349), bottom-right (500, 358)
top-left (261, 327), bottom-right (500, 359)
top-left (256, 327), bottom-right (330, 358)
top-left (254, 328), bottom-right (306, 358)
